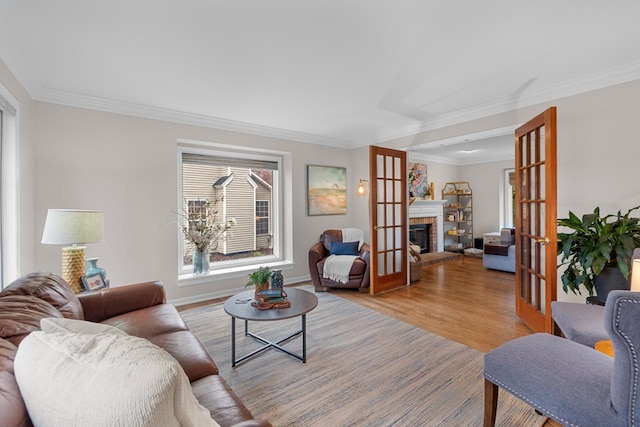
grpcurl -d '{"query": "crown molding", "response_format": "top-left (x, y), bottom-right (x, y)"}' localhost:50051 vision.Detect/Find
top-left (34, 87), bottom-right (358, 148)
top-left (380, 61), bottom-right (640, 144)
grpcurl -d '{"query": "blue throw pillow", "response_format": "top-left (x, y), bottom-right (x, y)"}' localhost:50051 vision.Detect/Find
top-left (331, 241), bottom-right (359, 256)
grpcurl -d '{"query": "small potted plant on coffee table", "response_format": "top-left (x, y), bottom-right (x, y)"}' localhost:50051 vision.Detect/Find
top-left (245, 266), bottom-right (272, 291)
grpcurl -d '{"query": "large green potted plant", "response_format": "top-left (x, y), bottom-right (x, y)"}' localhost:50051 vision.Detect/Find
top-left (557, 205), bottom-right (640, 303)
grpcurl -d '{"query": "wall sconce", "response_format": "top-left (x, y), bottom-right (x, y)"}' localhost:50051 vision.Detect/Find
top-left (631, 259), bottom-right (640, 292)
top-left (357, 179), bottom-right (369, 197)
top-left (41, 209), bottom-right (104, 293)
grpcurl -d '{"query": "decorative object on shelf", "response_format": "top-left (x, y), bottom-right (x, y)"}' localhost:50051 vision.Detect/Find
top-left (557, 205), bottom-right (640, 303)
top-left (41, 209), bottom-right (104, 293)
top-left (442, 182), bottom-right (473, 253)
top-left (192, 250), bottom-right (210, 275)
top-left (245, 266), bottom-right (273, 291)
top-left (85, 257), bottom-right (107, 282)
top-left (307, 165), bottom-right (347, 215)
top-left (271, 269), bottom-right (284, 289)
top-left (408, 162), bottom-right (428, 198)
top-left (176, 197), bottom-right (236, 275)
top-left (81, 271), bottom-right (107, 292)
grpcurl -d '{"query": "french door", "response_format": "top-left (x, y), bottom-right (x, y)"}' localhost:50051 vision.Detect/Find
top-left (369, 146), bottom-right (408, 294)
top-left (514, 107), bottom-right (558, 333)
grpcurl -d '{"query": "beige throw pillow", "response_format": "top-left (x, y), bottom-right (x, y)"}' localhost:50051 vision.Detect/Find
top-left (15, 331), bottom-right (219, 427)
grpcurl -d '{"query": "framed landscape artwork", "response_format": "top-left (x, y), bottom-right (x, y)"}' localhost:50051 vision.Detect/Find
top-left (307, 165), bottom-right (347, 216)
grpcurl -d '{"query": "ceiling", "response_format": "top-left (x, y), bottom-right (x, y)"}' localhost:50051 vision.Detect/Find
top-left (0, 1), bottom-right (639, 163)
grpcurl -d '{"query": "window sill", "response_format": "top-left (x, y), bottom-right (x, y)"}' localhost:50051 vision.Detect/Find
top-left (177, 260), bottom-right (295, 288)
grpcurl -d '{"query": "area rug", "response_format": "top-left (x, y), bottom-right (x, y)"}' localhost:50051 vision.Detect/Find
top-left (181, 287), bottom-right (547, 427)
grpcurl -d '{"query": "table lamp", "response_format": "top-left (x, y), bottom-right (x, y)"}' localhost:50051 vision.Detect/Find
top-left (41, 209), bottom-right (104, 293)
top-left (631, 259), bottom-right (640, 292)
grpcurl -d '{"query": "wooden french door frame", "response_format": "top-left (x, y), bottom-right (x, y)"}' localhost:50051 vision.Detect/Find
top-left (514, 107), bottom-right (558, 333)
top-left (369, 146), bottom-right (408, 294)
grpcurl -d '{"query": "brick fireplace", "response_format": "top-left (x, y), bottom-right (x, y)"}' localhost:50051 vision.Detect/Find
top-left (409, 217), bottom-right (437, 253)
top-left (408, 200), bottom-right (446, 253)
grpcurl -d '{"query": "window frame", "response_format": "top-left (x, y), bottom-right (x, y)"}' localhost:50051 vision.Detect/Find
top-left (0, 84), bottom-right (19, 289)
top-left (177, 140), bottom-right (288, 285)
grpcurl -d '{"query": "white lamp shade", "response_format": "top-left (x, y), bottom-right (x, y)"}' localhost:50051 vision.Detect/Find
top-left (41, 209), bottom-right (104, 245)
top-left (632, 259), bottom-right (640, 292)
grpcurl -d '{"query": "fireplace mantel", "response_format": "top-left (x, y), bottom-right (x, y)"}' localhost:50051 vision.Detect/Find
top-left (409, 199), bottom-right (447, 252)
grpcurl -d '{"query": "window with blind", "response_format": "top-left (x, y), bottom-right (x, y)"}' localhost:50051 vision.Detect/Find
top-left (179, 147), bottom-right (280, 273)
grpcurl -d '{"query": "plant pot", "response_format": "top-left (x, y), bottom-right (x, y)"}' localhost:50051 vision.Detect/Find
top-left (594, 265), bottom-right (631, 304)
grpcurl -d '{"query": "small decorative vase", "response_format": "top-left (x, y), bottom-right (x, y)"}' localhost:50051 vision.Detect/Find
top-left (85, 257), bottom-right (107, 280)
top-left (271, 270), bottom-right (284, 289)
top-left (193, 250), bottom-right (210, 275)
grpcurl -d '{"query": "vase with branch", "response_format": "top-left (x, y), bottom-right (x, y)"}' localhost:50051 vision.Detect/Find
top-left (177, 198), bottom-right (236, 274)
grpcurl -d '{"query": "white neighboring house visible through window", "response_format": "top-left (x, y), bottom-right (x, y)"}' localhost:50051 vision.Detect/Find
top-left (0, 83), bottom-right (19, 289)
top-left (178, 142), bottom-right (282, 278)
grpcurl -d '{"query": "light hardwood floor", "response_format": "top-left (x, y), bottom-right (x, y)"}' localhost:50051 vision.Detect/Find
top-left (178, 255), bottom-right (562, 426)
top-left (332, 255), bottom-right (531, 353)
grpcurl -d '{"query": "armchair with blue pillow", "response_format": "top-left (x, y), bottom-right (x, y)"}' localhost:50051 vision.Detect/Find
top-left (308, 229), bottom-right (371, 292)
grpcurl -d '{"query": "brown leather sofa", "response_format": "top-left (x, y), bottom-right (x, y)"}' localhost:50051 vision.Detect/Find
top-left (308, 229), bottom-right (370, 292)
top-left (0, 272), bottom-right (270, 427)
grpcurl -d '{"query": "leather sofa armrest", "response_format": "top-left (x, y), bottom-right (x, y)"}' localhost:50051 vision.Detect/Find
top-left (308, 241), bottom-right (326, 264)
top-left (308, 241), bottom-right (327, 288)
top-left (359, 242), bottom-right (371, 289)
top-left (359, 242), bottom-right (371, 260)
top-left (78, 281), bottom-right (166, 322)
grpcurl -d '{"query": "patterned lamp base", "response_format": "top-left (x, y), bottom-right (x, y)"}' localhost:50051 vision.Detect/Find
top-left (61, 246), bottom-right (86, 293)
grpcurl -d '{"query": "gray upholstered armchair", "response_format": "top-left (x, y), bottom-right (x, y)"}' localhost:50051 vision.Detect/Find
top-left (308, 229), bottom-right (370, 293)
top-left (482, 228), bottom-right (515, 273)
top-left (484, 290), bottom-right (640, 427)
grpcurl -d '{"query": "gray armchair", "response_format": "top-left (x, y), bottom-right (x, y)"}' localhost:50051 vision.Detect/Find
top-left (482, 228), bottom-right (515, 273)
top-left (551, 248), bottom-right (640, 347)
top-left (483, 290), bottom-right (640, 427)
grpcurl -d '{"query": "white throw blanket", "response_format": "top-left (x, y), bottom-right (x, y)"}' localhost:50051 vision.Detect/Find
top-left (342, 227), bottom-right (364, 250)
top-left (322, 228), bottom-right (364, 284)
top-left (323, 254), bottom-right (359, 284)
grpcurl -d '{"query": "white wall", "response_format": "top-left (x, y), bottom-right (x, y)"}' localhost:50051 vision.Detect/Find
top-left (458, 160), bottom-right (514, 237)
top-left (31, 102), bottom-right (362, 302)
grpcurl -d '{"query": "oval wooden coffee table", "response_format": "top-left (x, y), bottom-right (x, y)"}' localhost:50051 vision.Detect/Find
top-left (224, 287), bottom-right (318, 366)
